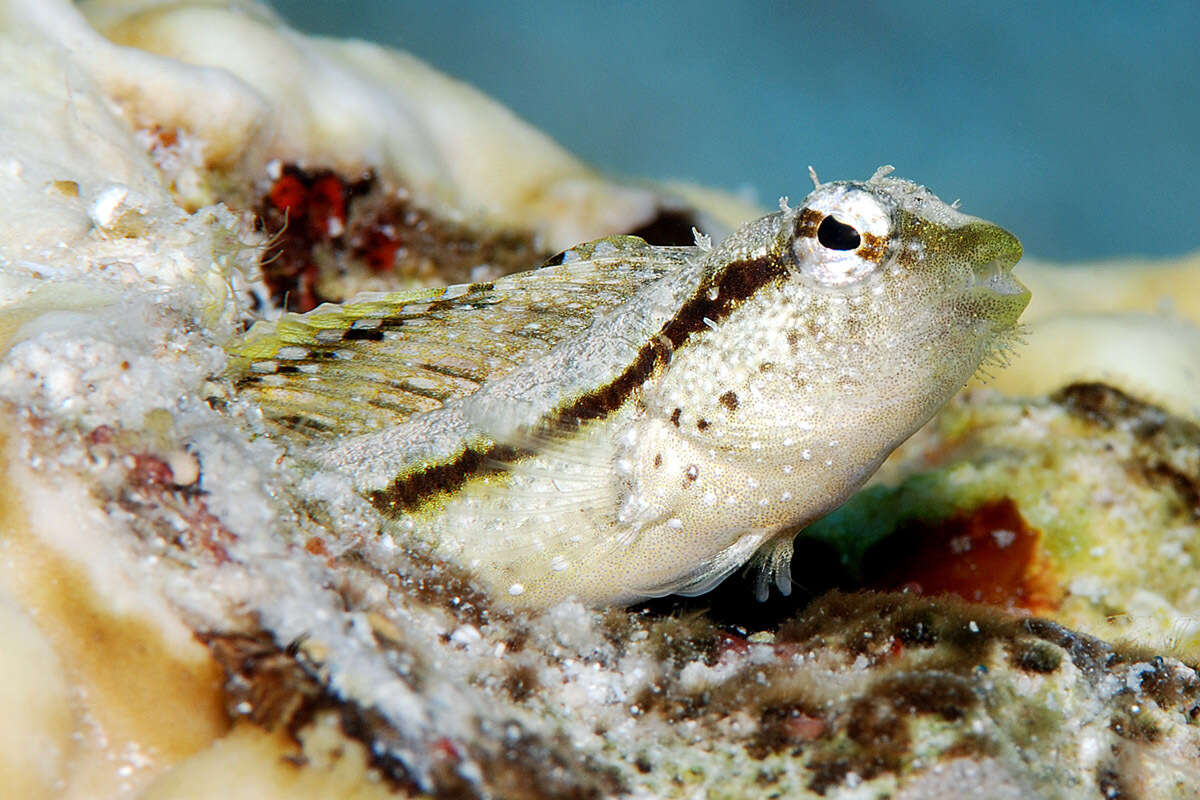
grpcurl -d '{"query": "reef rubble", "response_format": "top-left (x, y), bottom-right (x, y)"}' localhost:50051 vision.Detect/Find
top-left (1, 2), bottom-right (1199, 798)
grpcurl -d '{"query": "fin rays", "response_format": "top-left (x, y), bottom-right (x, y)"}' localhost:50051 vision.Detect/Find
top-left (229, 237), bottom-right (696, 443)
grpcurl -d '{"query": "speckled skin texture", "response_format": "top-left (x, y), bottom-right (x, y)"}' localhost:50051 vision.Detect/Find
top-left (236, 172), bottom-right (1029, 607)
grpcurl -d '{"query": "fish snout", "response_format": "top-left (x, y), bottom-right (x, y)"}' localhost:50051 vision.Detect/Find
top-left (962, 223), bottom-right (1028, 302)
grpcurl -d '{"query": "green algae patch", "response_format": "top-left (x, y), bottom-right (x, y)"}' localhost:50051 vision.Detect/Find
top-left (807, 384), bottom-right (1200, 657)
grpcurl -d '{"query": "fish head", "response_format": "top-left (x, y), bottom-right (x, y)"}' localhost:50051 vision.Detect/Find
top-left (785, 171), bottom-right (1028, 359)
top-left (619, 171), bottom-right (1031, 602)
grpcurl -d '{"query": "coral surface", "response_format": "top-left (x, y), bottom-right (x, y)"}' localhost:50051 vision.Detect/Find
top-left (1, 2), bottom-right (1199, 798)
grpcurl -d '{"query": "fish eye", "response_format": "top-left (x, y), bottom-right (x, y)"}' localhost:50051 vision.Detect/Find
top-left (791, 185), bottom-right (892, 286)
top-left (817, 215), bottom-right (861, 251)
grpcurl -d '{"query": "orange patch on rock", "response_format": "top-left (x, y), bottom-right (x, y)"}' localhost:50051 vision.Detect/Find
top-left (869, 498), bottom-right (1061, 614)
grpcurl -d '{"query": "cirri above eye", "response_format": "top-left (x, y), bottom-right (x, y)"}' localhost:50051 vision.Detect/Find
top-left (793, 185), bottom-right (893, 286)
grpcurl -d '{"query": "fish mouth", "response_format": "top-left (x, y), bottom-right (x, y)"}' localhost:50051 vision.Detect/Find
top-left (969, 257), bottom-right (1030, 298)
top-left (962, 223), bottom-right (1030, 316)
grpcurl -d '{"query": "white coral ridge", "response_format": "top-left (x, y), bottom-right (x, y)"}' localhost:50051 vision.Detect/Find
top-left (0, 1), bottom-right (711, 795)
top-left (5, 0), bottom-right (756, 255)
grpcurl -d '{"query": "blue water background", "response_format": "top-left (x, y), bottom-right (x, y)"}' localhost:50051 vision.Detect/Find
top-left (267, 1), bottom-right (1199, 261)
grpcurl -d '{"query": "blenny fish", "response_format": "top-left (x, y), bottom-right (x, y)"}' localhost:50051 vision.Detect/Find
top-left (231, 168), bottom-right (1028, 608)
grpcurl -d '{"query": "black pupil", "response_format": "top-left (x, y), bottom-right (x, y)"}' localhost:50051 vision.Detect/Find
top-left (817, 215), bottom-right (862, 251)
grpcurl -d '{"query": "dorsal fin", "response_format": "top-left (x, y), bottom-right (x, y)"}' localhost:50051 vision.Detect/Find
top-left (229, 237), bottom-right (696, 443)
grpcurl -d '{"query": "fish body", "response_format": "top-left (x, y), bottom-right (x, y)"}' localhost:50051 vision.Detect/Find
top-left (231, 170), bottom-right (1028, 607)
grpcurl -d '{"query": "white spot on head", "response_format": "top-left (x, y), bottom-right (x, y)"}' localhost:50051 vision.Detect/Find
top-left (667, 517), bottom-right (683, 529)
top-left (508, 583), bottom-right (525, 596)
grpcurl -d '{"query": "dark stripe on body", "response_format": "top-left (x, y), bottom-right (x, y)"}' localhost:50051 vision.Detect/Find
top-left (661, 255), bottom-right (787, 348)
top-left (368, 443), bottom-right (528, 515)
top-left (369, 253), bottom-right (789, 516)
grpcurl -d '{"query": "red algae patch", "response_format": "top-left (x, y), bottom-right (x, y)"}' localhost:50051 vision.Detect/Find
top-left (865, 498), bottom-right (1062, 614)
top-left (255, 164), bottom-right (543, 312)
